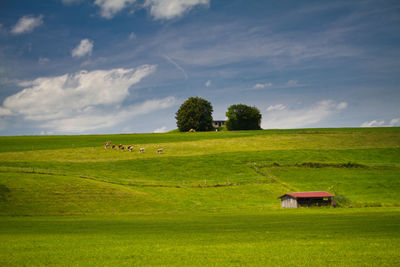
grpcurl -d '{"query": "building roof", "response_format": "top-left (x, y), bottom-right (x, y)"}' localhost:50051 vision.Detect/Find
top-left (278, 191), bottom-right (334, 199)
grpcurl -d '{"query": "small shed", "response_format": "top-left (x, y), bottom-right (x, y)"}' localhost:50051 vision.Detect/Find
top-left (278, 191), bottom-right (335, 208)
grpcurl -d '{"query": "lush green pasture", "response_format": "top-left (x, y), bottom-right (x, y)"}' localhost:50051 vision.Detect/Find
top-left (0, 129), bottom-right (399, 162)
top-left (0, 128), bottom-right (399, 265)
top-left (0, 127), bottom-right (398, 153)
top-left (1, 148), bottom-right (400, 215)
top-left (1, 209), bottom-right (399, 266)
top-left (1, 128), bottom-right (400, 215)
top-left (0, 129), bottom-right (275, 152)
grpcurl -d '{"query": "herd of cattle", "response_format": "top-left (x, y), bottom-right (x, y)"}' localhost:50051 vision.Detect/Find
top-left (104, 141), bottom-right (164, 154)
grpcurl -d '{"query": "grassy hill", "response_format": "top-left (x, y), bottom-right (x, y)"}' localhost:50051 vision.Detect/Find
top-left (0, 127), bottom-right (399, 215)
top-left (1, 127), bottom-right (400, 266)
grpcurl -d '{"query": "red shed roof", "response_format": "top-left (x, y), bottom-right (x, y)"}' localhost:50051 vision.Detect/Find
top-left (278, 191), bottom-right (334, 199)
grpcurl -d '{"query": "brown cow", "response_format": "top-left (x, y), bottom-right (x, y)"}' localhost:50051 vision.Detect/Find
top-left (157, 148), bottom-right (164, 154)
top-left (104, 141), bottom-right (111, 149)
top-left (127, 145), bottom-right (133, 152)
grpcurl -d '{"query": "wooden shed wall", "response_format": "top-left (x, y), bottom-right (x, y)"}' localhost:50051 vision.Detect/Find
top-left (281, 196), bottom-right (297, 208)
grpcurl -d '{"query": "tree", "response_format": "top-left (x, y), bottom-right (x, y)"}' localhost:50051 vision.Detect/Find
top-left (225, 104), bottom-right (262, 130)
top-left (175, 97), bottom-right (214, 132)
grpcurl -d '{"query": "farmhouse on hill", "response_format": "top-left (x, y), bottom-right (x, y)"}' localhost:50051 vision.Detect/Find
top-left (278, 191), bottom-right (335, 208)
top-left (212, 120), bottom-right (226, 128)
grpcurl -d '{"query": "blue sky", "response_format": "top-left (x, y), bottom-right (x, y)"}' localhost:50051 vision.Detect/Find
top-left (0, 0), bottom-right (399, 135)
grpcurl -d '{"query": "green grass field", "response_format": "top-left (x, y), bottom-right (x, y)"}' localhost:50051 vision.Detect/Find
top-left (1, 209), bottom-right (399, 266)
top-left (0, 128), bottom-right (399, 265)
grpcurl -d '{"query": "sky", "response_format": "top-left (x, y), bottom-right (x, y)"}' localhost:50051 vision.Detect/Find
top-left (0, 0), bottom-right (399, 135)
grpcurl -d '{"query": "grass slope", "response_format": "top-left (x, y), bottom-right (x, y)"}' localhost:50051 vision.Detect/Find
top-left (1, 128), bottom-right (400, 265)
top-left (0, 172), bottom-right (168, 216)
top-left (0, 127), bottom-right (399, 215)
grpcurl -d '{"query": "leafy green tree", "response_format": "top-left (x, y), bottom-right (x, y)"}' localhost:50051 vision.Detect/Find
top-left (175, 97), bottom-right (214, 132)
top-left (226, 104), bottom-right (262, 130)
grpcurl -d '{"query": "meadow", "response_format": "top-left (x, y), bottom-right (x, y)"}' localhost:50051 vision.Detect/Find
top-left (1, 210), bottom-right (399, 266)
top-left (0, 127), bottom-right (399, 266)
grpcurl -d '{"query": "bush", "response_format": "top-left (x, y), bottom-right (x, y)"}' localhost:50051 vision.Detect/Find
top-left (334, 194), bottom-right (351, 207)
top-left (225, 104), bottom-right (262, 130)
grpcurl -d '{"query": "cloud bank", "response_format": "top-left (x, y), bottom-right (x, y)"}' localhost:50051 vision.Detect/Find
top-left (93, 0), bottom-right (210, 20)
top-left (262, 100), bottom-right (348, 129)
top-left (11, 15), bottom-right (43, 35)
top-left (0, 65), bottom-right (177, 133)
top-left (361, 118), bottom-right (400, 127)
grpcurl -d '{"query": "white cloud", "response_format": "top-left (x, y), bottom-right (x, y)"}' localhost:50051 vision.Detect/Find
top-left (253, 82), bottom-right (272, 89)
top-left (361, 118), bottom-right (400, 127)
top-left (3, 65), bottom-right (156, 120)
top-left (205, 80), bottom-right (211, 87)
top-left (262, 100), bottom-right (348, 129)
top-left (11, 15), bottom-right (43, 35)
top-left (71, 39), bottom-right (94, 58)
top-left (0, 65), bottom-right (177, 133)
top-left (0, 107), bottom-right (12, 116)
top-left (360, 120), bottom-right (385, 127)
top-left (95, 0), bottom-right (136, 19)
top-left (145, 0), bottom-right (209, 20)
top-left (93, 0), bottom-right (209, 20)
top-left (266, 104), bottom-right (286, 111)
top-left (153, 126), bottom-right (168, 133)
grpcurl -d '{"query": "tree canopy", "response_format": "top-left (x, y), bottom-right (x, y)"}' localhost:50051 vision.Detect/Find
top-left (225, 104), bottom-right (262, 130)
top-left (175, 97), bottom-right (214, 132)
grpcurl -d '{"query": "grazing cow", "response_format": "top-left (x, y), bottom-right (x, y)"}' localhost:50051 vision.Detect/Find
top-left (104, 141), bottom-right (111, 149)
top-left (120, 145), bottom-right (125, 151)
top-left (157, 148), bottom-right (164, 154)
top-left (139, 147), bottom-right (145, 153)
top-left (118, 144), bottom-right (123, 150)
top-left (127, 145), bottom-right (133, 152)
top-left (112, 144), bottom-right (116, 149)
